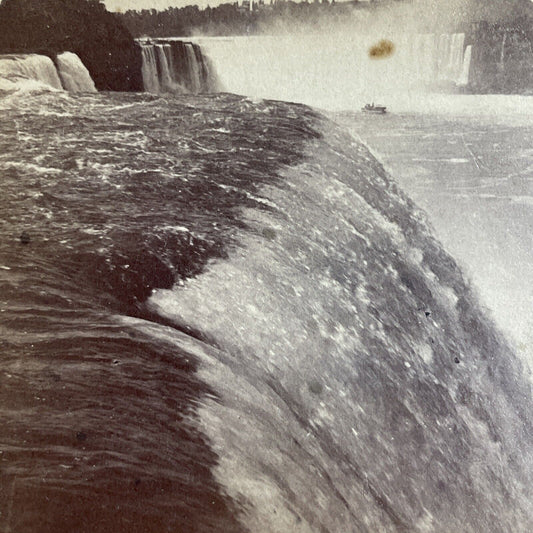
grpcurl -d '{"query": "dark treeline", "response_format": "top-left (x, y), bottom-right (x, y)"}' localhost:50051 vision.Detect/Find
top-left (0, 0), bottom-right (143, 90)
top-left (118, 0), bottom-right (533, 38)
top-left (119, 1), bottom-right (387, 38)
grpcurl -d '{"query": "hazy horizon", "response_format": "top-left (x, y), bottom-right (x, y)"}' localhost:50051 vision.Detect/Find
top-left (103, 0), bottom-right (533, 13)
top-left (103, 0), bottom-right (360, 12)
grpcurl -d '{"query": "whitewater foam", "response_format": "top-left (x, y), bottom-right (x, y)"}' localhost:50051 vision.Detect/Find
top-left (55, 52), bottom-right (96, 93)
top-left (0, 53), bottom-right (96, 94)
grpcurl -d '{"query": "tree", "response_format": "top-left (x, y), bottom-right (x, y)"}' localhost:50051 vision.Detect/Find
top-left (0, 0), bottom-right (143, 91)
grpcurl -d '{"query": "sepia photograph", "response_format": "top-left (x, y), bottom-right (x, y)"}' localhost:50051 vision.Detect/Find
top-left (0, 0), bottom-right (532, 531)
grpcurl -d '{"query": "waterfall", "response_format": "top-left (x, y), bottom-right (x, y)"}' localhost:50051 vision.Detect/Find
top-left (457, 44), bottom-right (472, 87)
top-left (0, 52), bottom-right (96, 93)
top-left (185, 43), bottom-right (202, 93)
top-left (138, 39), bottom-right (219, 95)
top-left (500, 32), bottom-right (508, 70)
top-left (55, 52), bottom-right (97, 92)
top-left (0, 54), bottom-right (63, 91)
top-left (155, 44), bottom-right (175, 91)
top-left (140, 45), bottom-right (160, 93)
top-left (195, 33), bottom-right (471, 110)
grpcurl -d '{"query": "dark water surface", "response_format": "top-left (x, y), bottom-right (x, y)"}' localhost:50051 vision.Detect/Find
top-left (1, 90), bottom-right (532, 532)
top-left (0, 91), bottom-right (319, 532)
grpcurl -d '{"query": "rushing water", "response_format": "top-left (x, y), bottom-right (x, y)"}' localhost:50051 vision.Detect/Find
top-left (139, 40), bottom-right (219, 95)
top-left (336, 99), bottom-right (533, 373)
top-left (55, 52), bottom-right (97, 93)
top-left (0, 53), bottom-right (96, 94)
top-left (0, 86), bottom-right (532, 532)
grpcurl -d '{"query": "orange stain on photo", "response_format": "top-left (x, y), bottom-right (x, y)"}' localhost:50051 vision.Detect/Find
top-left (368, 39), bottom-right (395, 59)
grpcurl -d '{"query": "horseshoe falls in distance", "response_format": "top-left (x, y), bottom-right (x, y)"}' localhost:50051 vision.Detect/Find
top-left (137, 33), bottom-right (470, 106)
top-left (1, 33), bottom-right (533, 533)
top-left (192, 33), bottom-right (471, 109)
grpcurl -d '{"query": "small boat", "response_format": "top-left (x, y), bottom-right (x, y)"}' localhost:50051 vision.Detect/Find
top-left (362, 103), bottom-right (387, 114)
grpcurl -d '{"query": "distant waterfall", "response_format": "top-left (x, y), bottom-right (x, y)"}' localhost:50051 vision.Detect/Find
top-left (139, 40), bottom-right (219, 95)
top-left (195, 33), bottom-right (471, 110)
top-left (457, 45), bottom-right (472, 87)
top-left (0, 52), bottom-right (96, 93)
top-left (412, 33), bottom-right (468, 84)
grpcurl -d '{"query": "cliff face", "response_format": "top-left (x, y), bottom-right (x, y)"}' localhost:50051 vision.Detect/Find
top-left (0, 0), bottom-right (143, 91)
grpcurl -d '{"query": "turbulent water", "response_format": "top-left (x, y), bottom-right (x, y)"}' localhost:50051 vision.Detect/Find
top-left (1, 86), bottom-right (532, 533)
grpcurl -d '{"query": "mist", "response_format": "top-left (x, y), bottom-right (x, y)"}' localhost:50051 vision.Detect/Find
top-left (246, 0), bottom-right (532, 37)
